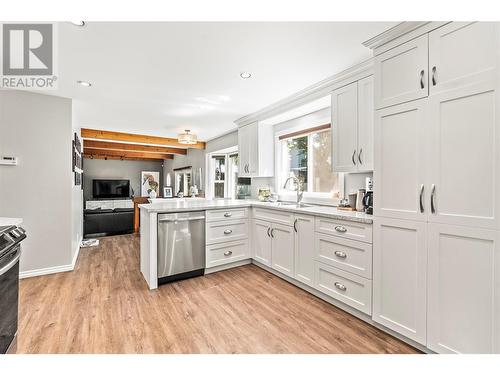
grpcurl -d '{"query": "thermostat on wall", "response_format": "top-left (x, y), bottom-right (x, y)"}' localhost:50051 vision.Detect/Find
top-left (0, 156), bottom-right (18, 166)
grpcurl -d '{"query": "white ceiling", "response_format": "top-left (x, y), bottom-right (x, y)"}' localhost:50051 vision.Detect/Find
top-left (52, 22), bottom-right (395, 141)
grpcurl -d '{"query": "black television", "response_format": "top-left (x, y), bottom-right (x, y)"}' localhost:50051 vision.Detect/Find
top-left (92, 179), bottom-right (130, 199)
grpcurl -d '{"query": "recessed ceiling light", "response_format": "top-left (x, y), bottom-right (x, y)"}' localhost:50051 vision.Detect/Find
top-left (77, 80), bottom-right (92, 87)
top-left (240, 72), bottom-right (252, 79)
top-left (70, 21), bottom-right (86, 27)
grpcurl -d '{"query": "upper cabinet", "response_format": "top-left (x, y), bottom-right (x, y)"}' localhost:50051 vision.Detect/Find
top-left (429, 22), bottom-right (498, 95)
top-left (332, 75), bottom-right (374, 173)
top-left (238, 121), bottom-right (274, 177)
top-left (374, 34), bottom-right (428, 109)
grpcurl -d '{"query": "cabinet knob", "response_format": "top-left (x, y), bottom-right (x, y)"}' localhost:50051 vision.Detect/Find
top-left (223, 229), bottom-right (233, 235)
top-left (334, 225), bottom-right (347, 233)
top-left (334, 251), bottom-right (347, 259)
top-left (224, 212), bottom-right (232, 217)
top-left (334, 282), bottom-right (347, 291)
top-left (224, 250), bottom-right (233, 256)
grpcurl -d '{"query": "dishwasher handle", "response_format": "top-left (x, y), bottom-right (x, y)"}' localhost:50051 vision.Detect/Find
top-left (158, 216), bottom-right (206, 223)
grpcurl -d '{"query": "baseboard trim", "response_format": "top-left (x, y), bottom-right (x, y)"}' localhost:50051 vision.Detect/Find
top-left (20, 238), bottom-right (82, 279)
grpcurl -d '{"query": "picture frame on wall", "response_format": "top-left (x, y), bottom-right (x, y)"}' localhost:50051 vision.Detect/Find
top-left (141, 171), bottom-right (160, 197)
top-left (163, 186), bottom-right (173, 198)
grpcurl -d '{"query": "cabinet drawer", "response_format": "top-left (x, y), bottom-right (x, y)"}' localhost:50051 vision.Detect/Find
top-left (315, 262), bottom-right (372, 315)
top-left (315, 233), bottom-right (372, 278)
top-left (206, 240), bottom-right (249, 268)
top-left (206, 208), bottom-right (248, 222)
top-left (315, 217), bottom-right (372, 243)
top-left (252, 208), bottom-right (294, 226)
top-left (206, 219), bottom-right (248, 244)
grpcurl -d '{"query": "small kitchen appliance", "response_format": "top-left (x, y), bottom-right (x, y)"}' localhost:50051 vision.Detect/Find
top-left (356, 189), bottom-right (366, 212)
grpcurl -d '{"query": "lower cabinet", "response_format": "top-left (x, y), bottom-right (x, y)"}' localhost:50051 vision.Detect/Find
top-left (271, 223), bottom-right (295, 277)
top-left (252, 219), bottom-right (272, 266)
top-left (427, 224), bottom-right (500, 354)
top-left (294, 215), bottom-right (315, 287)
top-left (372, 217), bottom-right (427, 345)
top-left (206, 240), bottom-right (249, 268)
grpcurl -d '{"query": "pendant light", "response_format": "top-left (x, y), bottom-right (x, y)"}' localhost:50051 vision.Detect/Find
top-left (178, 129), bottom-right (197, 145)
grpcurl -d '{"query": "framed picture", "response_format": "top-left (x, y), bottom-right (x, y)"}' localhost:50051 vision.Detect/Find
top-left (141, 171), bottom-right (160, 197)
top-left (163, 186), bottom-right (173, 198)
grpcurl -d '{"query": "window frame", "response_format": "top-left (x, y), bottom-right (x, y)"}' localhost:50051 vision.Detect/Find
top-left (275, 124), bottom-right (344, 206)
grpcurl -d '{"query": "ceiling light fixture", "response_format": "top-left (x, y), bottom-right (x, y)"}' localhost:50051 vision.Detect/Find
top-left (178, 129), bottom-right (198, 145)
top-left (240, 72), bottom-right (252, 79)
top-left (70, 21), bottom-right (86, 27)
top-left (77, 80), bottom-right (92, 87)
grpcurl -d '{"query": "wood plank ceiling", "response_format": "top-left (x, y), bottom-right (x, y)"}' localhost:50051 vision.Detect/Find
top-left (81, 128), bottom-right (205, 162)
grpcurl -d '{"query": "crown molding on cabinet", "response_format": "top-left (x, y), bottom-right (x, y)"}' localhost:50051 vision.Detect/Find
top-left (362, 21), bottom-right (451, 55)
top-left (234, 58), bottom-right (374, 128)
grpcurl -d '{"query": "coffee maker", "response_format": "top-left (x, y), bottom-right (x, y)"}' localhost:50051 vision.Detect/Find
top-left (363, 177), bottom-right (374, 214)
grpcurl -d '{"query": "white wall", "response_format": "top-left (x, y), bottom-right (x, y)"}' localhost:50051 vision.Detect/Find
top-left (0, 90), bottom-right (74, 275)
top-left (205, 130), bottom-right (238, 153)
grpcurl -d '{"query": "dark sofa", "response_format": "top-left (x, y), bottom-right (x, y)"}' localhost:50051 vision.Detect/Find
top-left (84, 208), bottom-right (134, 238)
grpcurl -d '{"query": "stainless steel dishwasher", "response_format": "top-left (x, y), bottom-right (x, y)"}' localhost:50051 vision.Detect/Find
top-left (157, 211), bottom-right (205, 284)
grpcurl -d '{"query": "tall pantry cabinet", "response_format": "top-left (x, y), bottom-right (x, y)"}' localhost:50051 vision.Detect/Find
top-left (371, 22), bottom-right (500, 353)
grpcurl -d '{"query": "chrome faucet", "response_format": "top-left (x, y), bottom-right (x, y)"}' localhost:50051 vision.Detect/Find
top-left (283, 176), bottom-right (304, 205)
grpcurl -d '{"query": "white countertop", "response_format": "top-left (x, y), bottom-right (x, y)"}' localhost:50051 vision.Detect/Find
top-left (139, 199), bottom-right (373, 224)
top-left (0, 217), bottom-right (23, 226)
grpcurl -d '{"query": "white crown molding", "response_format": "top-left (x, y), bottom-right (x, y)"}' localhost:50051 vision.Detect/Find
top-left (234, 58), bottom-right (374, 127)
top-left (362, 22), bottom-right (430, 49)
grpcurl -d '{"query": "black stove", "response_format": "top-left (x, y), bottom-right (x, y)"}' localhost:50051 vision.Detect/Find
top-left (0, 224), bottom-right (26, 354)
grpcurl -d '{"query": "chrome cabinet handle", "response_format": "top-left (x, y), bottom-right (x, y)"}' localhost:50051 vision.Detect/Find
top-left (432, 66), bottom-right (437, 86)
top-left (420, 70), bottom-right (425, 89)
top-left (431, 184), bottom-right (436, 214)
top-left (419, 184), bottom-right (425, 213)
top-left (352, 150), bottom-right (357, 165)
top-left (334, 282), bottom-right (347, 291)
top-left (223, 229), bottom-right (233, 235)
top-left (270, 228), bottom-right (275, 238)
top-left (334, 225), bottom-right (347, 233)
top-left (293, 218), bottom-right (298, 233)
top-left (267, 227), bottom-right (271, 237)
top-left (224, 250), bottom-right (233, 256)
top-left (334, 251), bottom-right (347, 259)
top-left (224, 212), bottom-right (232, 217)
top-left (358, 148), bottom-right (363, 165)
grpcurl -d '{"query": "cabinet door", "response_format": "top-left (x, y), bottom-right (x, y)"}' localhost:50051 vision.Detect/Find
top-left (332, 82), bottom-right (358, 172)
top-left (252, 219), bottom-right (272, 266)
top-left (427, 82), bottom-right (498, 229)
top-left (374, 34), bottom-right (429, 109)
top-left (429, 22), bottom-right (498, 95)
top-left (374, 99), bottom-right (429, 221)
top-left (427, 224), bottom-right (500, 353)
top-left (357, 75), bottom-right (374, 171)
top-left (247, 122), bottom-right (259, 175)
top-left (294, 215), bottom-right (315, 286)
top-left (372, 217), bottom-right (427, 345)
top-left (238, 125), bottom-right (250, 177)
top-left (271, 223), bottom-right (295, 277)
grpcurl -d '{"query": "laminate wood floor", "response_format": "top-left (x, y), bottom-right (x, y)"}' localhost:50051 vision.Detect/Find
top-left (18, 234), bottom-right (420, 354)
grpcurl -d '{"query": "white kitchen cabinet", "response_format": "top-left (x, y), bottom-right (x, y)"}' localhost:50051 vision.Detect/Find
top-left (252, 219), bottom-right (272, 266)
top-left (372, 217), bottom-right (427, 345)
top-left (294, 214), bottom-right (315, 286)
top-left (429, 22), bottom-right (498, 95)
top-left (331, 76), bottom-right (374, 173)
top-left (271, 223), bottom-right (295, 277)
top-left (427, 81), bottom-right (499, 229)
top-left (374, 34), bottom-right (429, 109)
top-left (357, 75), bottom-right (375, 171)
top-left (238, 121), bottom-right (274, 177)
top-left (427, 224), bottom-right (500, 353)
top-left (374, 99), bottom-right (429, 221)
top-left (332, 82), bottom-right (358, 172)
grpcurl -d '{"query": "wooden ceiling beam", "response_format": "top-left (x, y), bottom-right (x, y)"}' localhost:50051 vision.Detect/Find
top-left (83, 148), bottom-right (174, 160)
top-left (83, 140), bottom-right (187, 155)
top-left (81, 128), bottom-right (205, 149)
top-left (83, 154), bottom-right (166, 162)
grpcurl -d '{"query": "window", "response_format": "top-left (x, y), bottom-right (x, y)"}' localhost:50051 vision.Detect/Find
top-left (208, 150), bottom-right (239, 199)
top-left (279, 125), bottom-right (341, 197)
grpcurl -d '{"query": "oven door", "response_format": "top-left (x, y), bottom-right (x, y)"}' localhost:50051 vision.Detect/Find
top-left (0, 246), bottom-right (21, 354)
